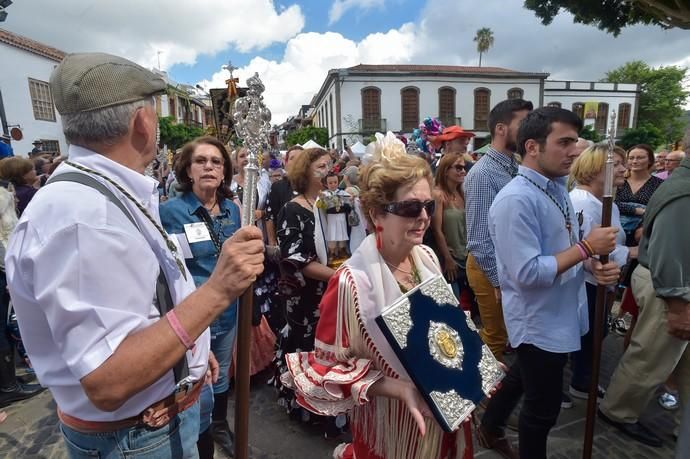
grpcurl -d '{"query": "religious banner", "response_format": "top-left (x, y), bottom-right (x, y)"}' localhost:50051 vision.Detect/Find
top-left (584, 101), bottom-right (599, 120)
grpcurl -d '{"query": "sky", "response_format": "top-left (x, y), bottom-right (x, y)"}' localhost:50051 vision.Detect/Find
top-left (3, 0), bottom-right (690, 123)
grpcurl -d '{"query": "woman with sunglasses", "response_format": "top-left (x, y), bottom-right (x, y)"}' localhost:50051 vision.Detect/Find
top-left (431, 154), bottom-right (476, 310)
top-left (281, 132), bottom-right (474, 459)
top-left (272, 148), bottom-right (343, 435)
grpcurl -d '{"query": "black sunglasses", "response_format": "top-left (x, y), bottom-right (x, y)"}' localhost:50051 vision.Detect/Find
top-left (453, 164), bottom-right (469, 172)
top-left (383, 199), bottom-right (436, 218)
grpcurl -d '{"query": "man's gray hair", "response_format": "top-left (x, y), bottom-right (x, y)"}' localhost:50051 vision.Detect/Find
top-left (343, 165), bottom-right (359, 185)
top-left (61, 97), bottom-right (154, 146)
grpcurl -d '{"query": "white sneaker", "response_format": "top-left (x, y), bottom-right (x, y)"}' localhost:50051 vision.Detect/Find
top-left (569, 385), bottom-right (605, 402)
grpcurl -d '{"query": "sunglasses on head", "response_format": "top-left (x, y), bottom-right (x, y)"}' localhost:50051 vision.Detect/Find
top-left (383, 199), bottom-right (436, 218)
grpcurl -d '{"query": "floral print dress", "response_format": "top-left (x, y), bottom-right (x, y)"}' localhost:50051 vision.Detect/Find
top-left (273, 201), bottom-right (346, 434)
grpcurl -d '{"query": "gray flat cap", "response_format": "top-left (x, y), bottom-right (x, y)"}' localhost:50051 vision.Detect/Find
top-left (50, 52), bottom-right (167, 115)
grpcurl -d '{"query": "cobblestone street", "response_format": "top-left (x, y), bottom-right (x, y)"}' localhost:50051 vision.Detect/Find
top-left (0, 331), bottom-right (678, 458)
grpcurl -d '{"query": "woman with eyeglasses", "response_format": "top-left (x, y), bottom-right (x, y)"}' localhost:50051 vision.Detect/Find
top-left (431, 154), bottom-right (477, 315)
top-left (272, 147), bottom-right (343, 435)
top-left (281, 133), bottom-right (474, 459)
top-left (159, 136), bottom-right (240, 458)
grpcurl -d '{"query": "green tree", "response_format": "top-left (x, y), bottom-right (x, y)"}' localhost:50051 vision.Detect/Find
top-left (579, 125), bottom-right (603, 143)
top-left (473, 28), bottom-right (494, 67)
top-left (604, 61), bottom-right (689, 143)
top-left (286, 126), bottom-right (328, 148)
top-left (523, 0), bottom-right (690, 35)
top-left (158, 116), bottom-right (205, 151)
top-left (619, 125), bottom-right (665, 149)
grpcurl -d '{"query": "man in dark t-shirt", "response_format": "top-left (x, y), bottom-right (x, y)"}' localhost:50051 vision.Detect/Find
top-left (265, 145), bottom-right (303, 246)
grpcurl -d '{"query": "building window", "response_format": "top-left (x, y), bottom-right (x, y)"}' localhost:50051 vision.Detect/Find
top-left (507, 87), bottom-right (523, 100)
top-left (155, 95), bottom-right (162, 116)
top-left (169, 97), bottom-right (176, 120)
top-left (40, 140), bottom-right (60, 155)
top-left (618, 103), bottom-right (631, 130)
top-left (401, 87), bottom-right (420, 132)
top-left (547, 101), bottom-right (562, 108)
top-left (572, 102), bottom-right (584, 120)
top-left (28, 78), bottom-right (56, 122)
top-left (438, 87), bottom-right (456, 127)
top-left (329, 94), bottom-right (334, 136)
top-left (361, 87), bottom-right (381, 132)
top-left (474, 88), bottom-right (491, 131)
top-left (595, 102), bottom-right (609, 133)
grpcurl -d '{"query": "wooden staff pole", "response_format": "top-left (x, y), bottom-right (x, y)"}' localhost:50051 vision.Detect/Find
top-left (232, 73), bottom-right (271, 459)
top-left (583, 111), bottom-right (617, 459)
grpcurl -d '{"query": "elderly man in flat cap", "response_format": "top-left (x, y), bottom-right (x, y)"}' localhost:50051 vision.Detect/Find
top-left (5, 53), bottom-right (264, 458)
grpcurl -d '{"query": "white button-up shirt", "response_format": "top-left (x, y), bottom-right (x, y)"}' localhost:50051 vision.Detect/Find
top-left (5, 145), bottom-right (210, 421)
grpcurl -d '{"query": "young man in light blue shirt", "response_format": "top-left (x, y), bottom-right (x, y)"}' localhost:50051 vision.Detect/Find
top-left (477, 107), bottom-right (621, 459)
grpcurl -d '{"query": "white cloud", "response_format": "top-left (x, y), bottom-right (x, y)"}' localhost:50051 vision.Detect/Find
top-left (4, 0), bottom-right (305, 70)
top-left (328, 0), bottom-right (385, 25)
top-left (197, 26), bottom-right (418, 123)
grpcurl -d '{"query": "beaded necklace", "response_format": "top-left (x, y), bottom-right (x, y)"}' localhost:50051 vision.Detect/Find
top-left (64, 161), bottom-right (188, 280)
top-left (517, 172), bottom-right (572, 235)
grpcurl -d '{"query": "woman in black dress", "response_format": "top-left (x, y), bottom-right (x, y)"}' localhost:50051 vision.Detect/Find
top-left (615, 144), bottom-right (664, 246)
top-left (273, 148), bottom-right (344, 434)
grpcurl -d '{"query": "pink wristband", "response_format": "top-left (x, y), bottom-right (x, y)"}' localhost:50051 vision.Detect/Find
top-left (166, 310), bottom-right (196, 350)
top-left (575, 242), bottom-right (588, 261)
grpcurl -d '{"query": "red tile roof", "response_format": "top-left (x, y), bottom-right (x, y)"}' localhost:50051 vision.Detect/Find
top-left (0, 28), bottom-right (65, 62)
top-left (346, 64), bottom-right (547, 77)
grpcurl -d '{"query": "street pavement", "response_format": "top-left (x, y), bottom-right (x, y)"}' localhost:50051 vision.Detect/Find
top-left (0, 330), bottom-right (679, 458)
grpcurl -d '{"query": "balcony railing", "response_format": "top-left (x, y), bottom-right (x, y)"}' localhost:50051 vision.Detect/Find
top-left (359, 118), bottom-right (387, 133)
top-left (184, 119), bottom-right (203, 129)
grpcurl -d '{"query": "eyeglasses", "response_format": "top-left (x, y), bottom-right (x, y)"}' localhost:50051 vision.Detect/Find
top-left (193, 156), bottom-right (224, 168)
top-left (452, 164), bottom-right (468, 172)
top-left (383, 199), bottom-right (436, 218)
top-left (666, 159), bottom-right (681, 163)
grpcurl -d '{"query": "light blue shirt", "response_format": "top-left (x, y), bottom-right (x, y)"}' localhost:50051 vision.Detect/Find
top-left (489, 166), bottom-right (587, 353)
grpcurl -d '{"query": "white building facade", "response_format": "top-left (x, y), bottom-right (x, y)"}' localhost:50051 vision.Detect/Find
top-left (309, 65), bottom-right (639, 150)
top-left (0, 29), bottom-right (66, 156)
top-left (543, 80), bottom-right (639, 135)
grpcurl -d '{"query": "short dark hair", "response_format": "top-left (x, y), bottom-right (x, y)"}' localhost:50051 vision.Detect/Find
top-left (175, 136), bottom-right (234, 201)
top-left (488, 98), bottom-right (534, 137)
top-left (516, 107), bottom-right (584, 158)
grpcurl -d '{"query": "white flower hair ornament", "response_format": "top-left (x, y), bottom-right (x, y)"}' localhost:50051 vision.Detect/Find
top-left (361, 131), bottom-right (407, 165)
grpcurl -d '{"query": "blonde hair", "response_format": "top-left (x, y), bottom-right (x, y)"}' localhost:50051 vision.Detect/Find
top-left (359, 132), bottom-right (432, 227)
top-left (568, 144), bottom-right (626, 190)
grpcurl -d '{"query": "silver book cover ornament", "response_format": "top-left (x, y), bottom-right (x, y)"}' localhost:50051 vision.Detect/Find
top-left (233, 73), bottom-right (272, 227)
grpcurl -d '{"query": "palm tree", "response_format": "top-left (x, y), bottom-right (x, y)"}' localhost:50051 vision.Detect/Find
top-left (474, 28), bottom-right (494, 67)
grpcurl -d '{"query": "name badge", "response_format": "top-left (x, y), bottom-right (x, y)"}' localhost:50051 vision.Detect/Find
top-left (184, 222), bottom-right (211, 243)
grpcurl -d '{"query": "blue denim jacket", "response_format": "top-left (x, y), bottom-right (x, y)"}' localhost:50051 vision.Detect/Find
top-left (159, 191), bottom-right (240, 336)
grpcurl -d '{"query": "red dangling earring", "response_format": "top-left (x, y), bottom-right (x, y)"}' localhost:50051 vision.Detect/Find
top-left (375, 225), bottom-right (383, 250)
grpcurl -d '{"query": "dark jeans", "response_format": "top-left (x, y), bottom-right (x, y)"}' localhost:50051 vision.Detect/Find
top-left (0, 272), bottom-right (10, 352)
top-left (570, 282), bottom-right (609, 390)
top-left (482, 344), bottom-right (567, 459)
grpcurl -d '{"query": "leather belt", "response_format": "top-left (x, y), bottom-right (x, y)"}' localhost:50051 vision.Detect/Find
top-left (58, 379), bottom-right (204, 433)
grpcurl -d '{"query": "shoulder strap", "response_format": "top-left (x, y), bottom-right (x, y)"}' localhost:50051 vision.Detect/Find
top-left (47, 171), bottom-right (189, 383)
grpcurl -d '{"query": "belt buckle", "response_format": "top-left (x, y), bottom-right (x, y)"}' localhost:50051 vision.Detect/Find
top-left (175, 381), bottom-right (193, 396)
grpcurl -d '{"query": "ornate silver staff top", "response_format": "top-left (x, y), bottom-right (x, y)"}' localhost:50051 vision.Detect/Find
top-left (603, 110), bottom-right (618, 199)
top-left (233, 73), bottom-right (272, 227)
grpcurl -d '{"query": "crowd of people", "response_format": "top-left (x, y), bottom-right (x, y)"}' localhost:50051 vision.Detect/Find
top-left (0, 51), bottom-right (689, 459)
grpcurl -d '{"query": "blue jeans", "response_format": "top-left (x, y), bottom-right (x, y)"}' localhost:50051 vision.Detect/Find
top-left (211, 324), bottom-right (237, 394)
top-left (60, 401), bottom-right (200, 459)
top-left (198, 383), bottom-right (213, 434)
